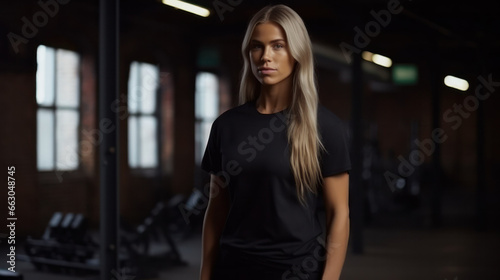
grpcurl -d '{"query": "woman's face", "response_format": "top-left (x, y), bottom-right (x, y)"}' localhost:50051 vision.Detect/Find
top-left (249, 22), bottom-right (296, 87)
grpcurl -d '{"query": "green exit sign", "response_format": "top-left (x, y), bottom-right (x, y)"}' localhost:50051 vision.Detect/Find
top-left (393, 64), bottom-right (418, 85)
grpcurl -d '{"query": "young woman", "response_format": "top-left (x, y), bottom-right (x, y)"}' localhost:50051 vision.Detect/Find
top-left (200, 4), bottom-right (351, 280)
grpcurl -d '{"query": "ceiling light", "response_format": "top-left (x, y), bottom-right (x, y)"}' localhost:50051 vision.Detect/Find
top-left (362, 51), bottom-right (392, 68)
top-left (162, 0), bottom-right (210, 17)
top-left (361, 51), bottom-right (373, 61)
top-left (372, 54), bottom-right (392, 68)
top-left (444, 75), bottom-right (469, 91)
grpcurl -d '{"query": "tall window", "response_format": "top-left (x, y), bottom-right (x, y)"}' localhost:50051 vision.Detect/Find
top-left (36, 45), bottom-right (81, 171)
top-left (195, 72), bottom-right (219, 164)
top-left (128, 61), bottom-right (159, 169)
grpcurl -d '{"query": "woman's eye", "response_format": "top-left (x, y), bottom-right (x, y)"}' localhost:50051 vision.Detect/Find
top-left (251, 44), bottom-right (262, 50)
top-left (274, 44), bottom-right (284, 49)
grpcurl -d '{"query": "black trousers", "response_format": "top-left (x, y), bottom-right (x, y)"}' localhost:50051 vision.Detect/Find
top-left (211, 248), bottom-right (325, 280)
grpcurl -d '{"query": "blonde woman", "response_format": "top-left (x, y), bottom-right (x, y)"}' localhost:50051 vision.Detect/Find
top-left (200, 4), bottom-right (350, 280)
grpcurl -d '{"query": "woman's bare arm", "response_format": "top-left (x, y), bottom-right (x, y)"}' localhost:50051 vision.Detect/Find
top-left (199, 174), bottom-right (230, 280)
top-left (322, 172), bottom-right (350, 280)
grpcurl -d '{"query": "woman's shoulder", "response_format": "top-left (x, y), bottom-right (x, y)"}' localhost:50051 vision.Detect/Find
top-left (212, 102), bottom-right (253, 126)
top-left (317, 104), bottom-right (346, 129)
top-left (317, 103), bottom-right (351, 143)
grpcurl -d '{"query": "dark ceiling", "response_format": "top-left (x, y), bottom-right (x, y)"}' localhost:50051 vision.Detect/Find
top-left (2, 0), bottom-right (499, 76)
top-left (119, 0), bottom-right (500, 76)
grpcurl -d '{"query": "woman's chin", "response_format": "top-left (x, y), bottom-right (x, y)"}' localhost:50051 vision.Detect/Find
top-left (259, 78), bottom-right (279, 86)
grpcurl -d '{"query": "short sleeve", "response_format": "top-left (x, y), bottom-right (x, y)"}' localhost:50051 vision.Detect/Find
top-left (201, 119), bottom-right (222, 174)
top-left (318, 106), bottom-right (351, 177)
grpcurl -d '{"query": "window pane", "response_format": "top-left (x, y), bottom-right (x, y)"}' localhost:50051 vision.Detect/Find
top-left (56, 109), bottom-right (79, 170)
top-left (128, 62), bottom-right (158, 114)
top-left (195, 72), bottom-right (219, 119)
top-left (128, 62), bottom-right (140, 114)
top-left (37, 109), bottom-right (55, 170)
top-left (36, 45), bottom-right (55, 106)
top-left (139, 63), bottom-right (158, 114)
top-left (201, 121), bottom-right (212, 151)
top-left (56, 49), bottom-right (80, 108)
top-left (195, 72), bottom-right (219, 164)
top-left (128, 116), bottom-right (138, 168)
top-left (139, 116), bottom-right (158, 168)
top-left (194, 121), bottom-right (213, 164)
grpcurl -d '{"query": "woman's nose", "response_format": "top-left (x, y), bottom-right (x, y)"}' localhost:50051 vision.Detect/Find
top-left (261, 46), bottom-right (271, 62)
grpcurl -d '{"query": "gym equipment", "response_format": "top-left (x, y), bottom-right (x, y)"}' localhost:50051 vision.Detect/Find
top-left (20, 194), bottom-right (193, 276)
top-left (121, 198), bottom-right (186, 266)
top-left (23, 212), bottom-right (98, 273)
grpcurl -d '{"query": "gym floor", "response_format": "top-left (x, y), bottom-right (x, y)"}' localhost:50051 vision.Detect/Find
top-left (2, 226), bottom-right (499, 280)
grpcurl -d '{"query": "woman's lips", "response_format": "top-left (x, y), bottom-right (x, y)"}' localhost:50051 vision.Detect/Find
top-left (258, 68), bottom-right (277, 75)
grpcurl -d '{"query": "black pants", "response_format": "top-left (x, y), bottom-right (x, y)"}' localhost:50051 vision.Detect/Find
top-left (211, 248), bottom-right (325, 280)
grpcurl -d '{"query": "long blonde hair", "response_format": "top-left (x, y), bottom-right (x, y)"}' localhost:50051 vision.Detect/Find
top-left (239, 5), bottom-right (323, 206)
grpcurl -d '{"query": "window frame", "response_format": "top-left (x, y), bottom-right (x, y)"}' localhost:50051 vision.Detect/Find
top-left (127, 61), bottom-right (161, 171)
top-left (36, 44), bottom-right (83, 175)
top-left (194, 71), bottom-right (220, 165)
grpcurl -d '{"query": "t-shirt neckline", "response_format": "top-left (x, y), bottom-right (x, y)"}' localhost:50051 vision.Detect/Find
top-left (249, 100), bottom-right (289, 116)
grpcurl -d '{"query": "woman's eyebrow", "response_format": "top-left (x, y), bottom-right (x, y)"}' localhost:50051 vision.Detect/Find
top-left (250, 39), bottom-right (286, 44)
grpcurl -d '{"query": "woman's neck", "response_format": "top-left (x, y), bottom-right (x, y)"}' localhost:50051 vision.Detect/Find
top-left (256, 77), bottom-right (293, 114)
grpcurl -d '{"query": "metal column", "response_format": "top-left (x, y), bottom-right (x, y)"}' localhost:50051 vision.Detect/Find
top-left (430, 52), bottom-right (443, 228)
top-left (350, 52), bottom-right (364, 254)
top-left (475, 46), bottom-right (487, 231)
top-left (99, 0), bottom-right (119, 279)
top-left (476, 84), bottom-right (486, 230)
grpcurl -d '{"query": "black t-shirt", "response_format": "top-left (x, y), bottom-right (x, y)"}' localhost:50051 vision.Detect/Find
top-left (201, 101), bottom-right (351, 269)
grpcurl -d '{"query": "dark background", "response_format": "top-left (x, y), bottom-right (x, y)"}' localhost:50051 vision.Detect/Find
top-left (0, 0), bottom-right (499, 279)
